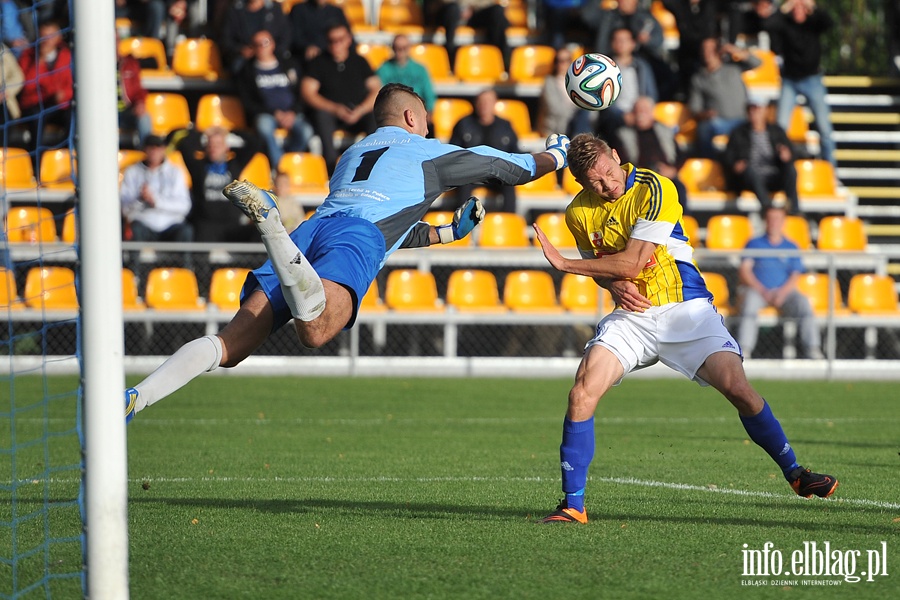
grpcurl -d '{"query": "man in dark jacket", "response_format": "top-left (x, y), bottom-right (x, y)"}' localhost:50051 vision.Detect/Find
top-left (723, 96), bottom-right (800, 213)
top-left (219, 0), bottom-right (291, 75)
top-left (289, 0), bottom-right (350, 65)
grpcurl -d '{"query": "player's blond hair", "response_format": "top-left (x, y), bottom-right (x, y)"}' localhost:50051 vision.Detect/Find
top-left (567, 134), bottom-right (614, 181)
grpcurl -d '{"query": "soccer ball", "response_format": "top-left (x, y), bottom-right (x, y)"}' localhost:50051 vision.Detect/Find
top-left (565, 53), bottom-right (623, 111)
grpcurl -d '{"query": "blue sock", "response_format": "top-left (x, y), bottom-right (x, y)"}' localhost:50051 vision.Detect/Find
top-left (560, 417), bottom-right (595, 512)
top-left (740, 400), bottom-right (799, 480)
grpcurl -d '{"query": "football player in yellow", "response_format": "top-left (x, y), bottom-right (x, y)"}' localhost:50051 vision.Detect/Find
top-left (533, 134), bottom-right (837, 524)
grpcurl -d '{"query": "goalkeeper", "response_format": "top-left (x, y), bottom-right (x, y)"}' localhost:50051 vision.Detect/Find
top-left (125, 83), bottom-right (571, 420)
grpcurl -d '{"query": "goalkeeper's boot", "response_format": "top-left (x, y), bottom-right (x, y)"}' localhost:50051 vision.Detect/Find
top-left (539, 499), bottom-right (588, 524)
top-left (789, 467), bottom-right (839, 499)
top-left (125, 387), bottom-right (139, 424)
top-left (222, 180), bottom-right (278, 224)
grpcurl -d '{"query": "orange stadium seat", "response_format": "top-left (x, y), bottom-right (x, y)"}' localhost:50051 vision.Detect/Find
top-left (678, 158), bottom-right (729, 202)
top-left (385, 269), bottom-right (442, 311)
top-left (562, 168), bottom-right (582, 195)
top-left (0, 148), bottom-right (37, 189)
top-left (478, 212), bottom-right (529, 247)
top-left (239, 153), bottom-right (273, 190)
top-left (454, 44), bottom-right (506, 83)
top-left (145, 267), bottom-right (205, 310)
top-left (431, 98), bottom-right (472, 140)
top-left (494, 98), bottom-right (539, 140)
top-left (356, 43), bottom-right (392, 71)
top-left (680, 215), bottom-right (700, 247)
top-left (848, 274), bottom-right (899, 314)
top-left (503, 270), bottom-right (563, 313)
top-left (118, 149), bottom-right (147, 171)
top-left (742, 48), bottom-right (781, 93)
top-left (533, 212), bottom-right (576, 248)
top-left (705, 215), bottom-right (753, 250)
top-left (195, 94), bottom-right (247, 132)
top-left (24, 266), bottom-right (78, 310)
top-left (509, 45), bottom-right (555, 84)
top-left (783, 215), bottom-right (812, 250)
top-left (0, 268), bottom-right (24, 310)
top-left (653, 101), bottom-right (696, 145)
top-left (278, 152), bottom-right (329, 195)
top-left (122, 268), bottom-right (146, 311)
top-left (61, 209), bottom-right (76, 243)
top-left (816, 216), bottom-right (867, 251)
top-left (702, 272), bottom-right (733, 316)
top-left (560, 273), bottom-right (610, 314)
top-left (795, 273), bottom-right (847, 316)
top-left (172, 38), bottom-right (223, 80)
top-left (518, 171), bottom-right (560, 196)
top-left (6, 206), bottom-right (58, 243)
top-left (359, 281), bottom-right (387, 313)
top-left (378, 0), bottom-right (425, 34)
top-left (410, 44), bottom-right (456, 84)
top-left (209, 268), bottom-right (251, 311)
top-left (39, 149), bottom-right (76, 191)
top-left (446, 270), bottom-right (506, 312)
top-left (795, 159), bottom-right (837, 197)
top-left (145, 92), bottom-right (192, 136)
top-left (118, 36), bottom-right (171, 76)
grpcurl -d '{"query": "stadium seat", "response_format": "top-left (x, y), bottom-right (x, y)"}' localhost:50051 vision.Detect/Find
top-left (848, 274), bottom-right (899, 314)
top-left (454, 44), bottom-right (506, 83)
top-left (784, 215), bottom-right (812, 250)
top-left (118, 36), bottom-right (171, 76)
top-left (356, 43), bottom-right (392, 71)
top-left (562, 168), bottom-right (582, 195)
top-left (384, 269), bottom-right (442, 311)
top-left (786, 105), bottom-right (811, 145)
top-left (145, 267), bottom-right (205, 311)
top-left (431, 98), bottom-right (472, 140)
top-left (239, 153), bottom-right (273, 190)
top-left (795, 159), bottom-right (837, 198)
top-left (167, 151), bottom-right (192, 187)
top-left (39, 149), bottom-right (76, 190)
top-left (504, 0), bottom-right (531, 36)
top-left (359, 281), bottom-right (387, 313)
top-left (0, 148), bottom-right (37, 189)
top-left (61, 209), bottom-right (76, 243)
top-left (678, 158), bottom-right (729, 202)
top-left (560, 273), bottom-right (610, 314)
top-left (518, 171), bottom-right (561, 196)
top-left (145, 92), bottom-right (192, 136)
top-left (172, 38), bottom-right (223, 80)
top-left (795, 272), bottom-right (848, 316)
top-left (705, 215), bottom-right (753, 250)
top-left (195, 94), bottom-right (247, 132)
top-left (478, 212), bottom-right (529, 247)
top-left (209, 268), bottom-right (250, 311)
top-left (410, 44), bottom-right (456, 84)
top-left (651, 1), bottom-right (679, 44)
top-left (653, 101), bottom-right (696, 145)
top-left (377, 0), bottom-right (425, 34)
top-left (118, 149), bottom-right (147, 171)
top-left (494, 98), bottom-right (539, 140)
top-left (0, 268), bottom-right (24, 310)
top-left (446, 270), bottom-right (506, 312)
top-left (816, 216), bottom-right (867, 251)
top-left (533, 212), bottom-right (576, 248)
top-left (5, 206), bottom-right (58, 243)
top-left (508, 45), bottom-right (555, 84)
top-left (701, 272), bottom-right (732, 316)
top-left (503, 270), bottom-right (563, 312)
top-left (24, 266), bottom-right (78, 310)
top-left (423, 211), bottom-right (470, 247)
top-left (278, 152), bottom-right (329, 195)
top-left (741, 48), bottom-right (781, 93)
top-left (332, 0), bottom-right (375, 32)
top-left (121, 268), bottom-right (145, 311)
top-left (681, 215), bottom-right (700, 247)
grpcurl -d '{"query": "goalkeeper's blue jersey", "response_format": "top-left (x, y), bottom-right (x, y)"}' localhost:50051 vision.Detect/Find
top-left (309, 126), bottom-right (537, 267)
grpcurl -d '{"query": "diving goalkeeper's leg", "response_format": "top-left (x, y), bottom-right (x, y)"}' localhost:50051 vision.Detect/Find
top-left (223, 180), bottom-right (326, 321)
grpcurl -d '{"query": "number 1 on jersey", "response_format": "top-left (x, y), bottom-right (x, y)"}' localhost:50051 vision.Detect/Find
top-left (352, 147), bottom-right (389, 182)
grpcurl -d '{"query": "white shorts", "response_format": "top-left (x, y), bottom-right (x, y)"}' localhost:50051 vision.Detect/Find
top-left (586, 298), bottom-right (741, 386)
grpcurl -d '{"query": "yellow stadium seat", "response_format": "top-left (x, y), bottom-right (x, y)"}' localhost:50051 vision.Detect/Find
top-left (795, 273), bottom-right (847, 316)
top-left (172, 38), bottom-right (223, 80)
top-left (446, 269), bottom-right (506, 312)
top-left (786, 105), bottom-right (811, 144)
top-left (238, 153), bottom-right (273, 190)
top-left (145, 267), bottom-right (205, 310)
top-left (478, 212), bottom-right (529, 247)
top-left (0, 268), bottom-right (24, 310)
top-left (678, 158), bottom-right (729, 201)
top-left (816, 216), bottom-right (867, 251)
top-left (118, 149), bottom-right (147, 171)
top-left (61, 209), bottom-right (76, 243)
top-left (356, 43), bottom-right (392, 71)
top-left (503, 270), bottom-right (563, 312)
top-left (651, 1), bottom-right (679, 44)
top-left (331, 0), bottom-right (373, 31)
top-left (278, 152), bottom-right (329, 195)
top-left (454, 44), bottom-right (506, 83)
top-left (560, 273), bottom-right (610, 314)
top-left (6, 206), bottom-right (58, 243)
top-left (784, 215), bottom-right (812, 250)
top-left (118, 36), bottom-right (171, 76)
top-left (423, 211), bottom-right (470, 247)
top-left (39, 149), bottom-right (76, 191)
top-left (494, 98), bottom-right (539, 140)
top-left (410, 43), bottom-right (456, 84)
top-left (377, 0), bottom-right (425, 34)
top-left (519, 171), bottom-right (560, 196)
top-left (653, 101), bottom-right (696, 144)
top-left (848, 274), bottom-right (899, 314)
top-left (741, 48), bottom-right (781, 92)
top-left (195, 94), bottom-right (247, 132)
top-left (359, 281), bottom-right (387, 313)
top-left (121, 268), bottom-right (145, 311)
top-left (509, 45), bottom-right (555, 84)
top-left (562, 168), bottom-right (582, 195)
top-left (145, 92), bottom-right (192, 136)
top-left (681, 215), bottom-right (700, 247)
top-left (0, 148), bottom-right (37, 189)
top-left (795, 159), bottom-right (837, 197)
top-left (385, 269), bottom-right (442, 311)
top-left (209, 268), bottom-right (250, 311)
top-left (705, 215), bottom-right (753, 250)
top-left (702, 272), bottom-right (732, 316)
top-left (533, 212), bottom-right (576, 248)
top-left (24, 266), bottom-right (78, 310)
top-left (431, 98), bottom-right (473, 141)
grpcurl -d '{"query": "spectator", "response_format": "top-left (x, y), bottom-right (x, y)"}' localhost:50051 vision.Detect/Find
top-left (423, 1), bottom-right (511, 69)
top-left (582, 0), bottom-right (664, 61)
top-left (236, 29), bottom-right (313, 166)
top-left (117, 33), bottom-right (151, 148)
top-left (219, 0), bottom-right (291, 75)
top-left (723, 95), bottom-right (800, 213)
top-left (543, 0), bottom-right (588, 49)
top-left (272, 170), bottom-right (305, 232)
top-left (537, 46), bottom-right (593, 138)
top-left (164, 1), bottom-right (207, 53)
top-left (1, 0), bottom-right (29, 57)
top-left (177, 126), bottom-right (264, 242)
top-left (288, 0), bottom-right (350, 65)
top-left (115, 0), bottom-right (167, 39)
top-left (120, 134), bottom-right (194, 242)
top-left (687, 37), bottom-right (760, 158)
top-left (1, 43), bottom-right (24, 130)
top-left (759, 0), bottom-right (836, 167)
top-left (449, 88), bottom-right (519, 213)
top-left (596, 27), bottom-right (659, 141)
top-left (300, 23), bottom-right (379, 175)
top-left (377, 34), bottom-right (437, 115)
top-left (737, 204), bottom-right (823, 360)
top-left (615, 96), bottom-right (690, 215)
top-left (17, 20), bottom-right (73, 151)
top-left (662, 0), bottom-right (718, 96)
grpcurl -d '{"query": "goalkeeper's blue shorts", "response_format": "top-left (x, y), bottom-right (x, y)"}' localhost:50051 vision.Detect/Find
top-left (241, 215), bottom-right (386, 332)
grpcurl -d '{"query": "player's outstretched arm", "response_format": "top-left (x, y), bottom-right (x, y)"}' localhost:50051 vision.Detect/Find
top-left (534, 224), bottom-right (658, 280)
top-left (431, 196), bottom-right (486, 245)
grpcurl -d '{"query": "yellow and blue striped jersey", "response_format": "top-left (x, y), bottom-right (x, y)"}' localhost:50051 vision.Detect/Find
top-left (565, 164), bottom-right (711, 307)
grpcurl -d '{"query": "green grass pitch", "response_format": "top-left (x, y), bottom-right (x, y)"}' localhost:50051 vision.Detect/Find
top-left (14, 376), bottom-right (900, 598)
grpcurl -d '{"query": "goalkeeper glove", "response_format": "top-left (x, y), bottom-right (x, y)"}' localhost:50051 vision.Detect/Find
top-left (545, 133), bottom-right (570, 170)
top-left (436, 196), bottom-right (485, 244)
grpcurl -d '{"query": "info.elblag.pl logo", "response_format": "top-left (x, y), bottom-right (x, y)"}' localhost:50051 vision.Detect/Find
top-left (741, 541), bottom-right (889, 586)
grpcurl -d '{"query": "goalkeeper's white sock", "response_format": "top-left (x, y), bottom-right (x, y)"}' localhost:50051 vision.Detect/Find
top-left (134, 335), bottom-right (222, 413)
top-left (256, 207), bottom-right (326, 321)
